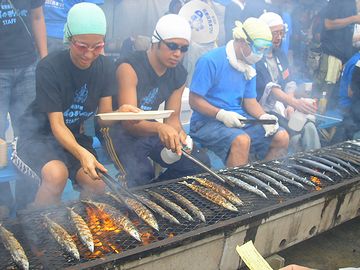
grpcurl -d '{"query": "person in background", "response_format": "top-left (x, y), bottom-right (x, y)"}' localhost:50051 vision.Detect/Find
top-left (333, 59), bottom-right (360, 142)
top-left (0, 0), bottom-right (47, 217)
top-left (44, 0), bottom-right (104, 53)
top-left (12, 3), bottom-right (135, 208)
top-left (256, 12), bottom-right (320, 152)
top-left (338, 51), bottom-right (360, 111)
top-left (98, 14), bottom-right (210, 188)
top-left (189, 18), bottom-right (289, 168)
top-left (316, 0), bottom-right (360, 106)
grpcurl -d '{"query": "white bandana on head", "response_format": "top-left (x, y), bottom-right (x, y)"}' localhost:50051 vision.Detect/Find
top-left (152, 14), bottom-right (191, 43)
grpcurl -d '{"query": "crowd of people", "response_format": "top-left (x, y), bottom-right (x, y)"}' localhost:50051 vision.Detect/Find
top-left (1, 0), bottom-right (360, 220)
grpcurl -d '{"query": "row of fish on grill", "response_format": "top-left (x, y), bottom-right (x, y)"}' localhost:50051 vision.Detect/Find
top-left (1, 141), bottom-right (360, 269)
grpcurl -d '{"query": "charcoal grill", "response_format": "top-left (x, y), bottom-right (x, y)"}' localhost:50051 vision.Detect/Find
top-left (1, 140), bottom-right (360, 270)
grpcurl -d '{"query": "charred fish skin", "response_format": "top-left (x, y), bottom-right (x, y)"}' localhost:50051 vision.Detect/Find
top-left (305, 155), bottom-right (351, 175)
top-left (223, 175), bottom-right (268, 199)
top-left (81, 200), bottom-right (142, 242)
top-left (266, 166), bottom-right (316, 187)
top-left (294, 157), bottom-right (343, 177)
top-left (163, 188), bottom-right (206, 223)
top-left (188, 177), bottom-right (244, 206)
top-left (67, 207), bottom-right (94, 253)
top-left (0, 224), bottom-right (29, 270)
top-left (179, 182), bottom-right (238, 212)
top-left (106, 192), bottom-right (159, 231)
top-left (147, 190), bottom-right (194, 222)
top-left (44, 215), bottom-right (80, 260)
top-left (234, 171), bottom-right (280, 196)
top-left (240, 169), bottom-right (290, 193)
top-left (320, 153), bottom-right (359, 173)
top-left (134, 195), bottom-right (180, 225)
top-left (254, 166), bottom-right (307, 189)
top-left (287, 164), bottom-right (334, 182)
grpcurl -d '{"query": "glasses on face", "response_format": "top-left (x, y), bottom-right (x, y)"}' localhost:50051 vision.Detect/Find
top-left (162, 40), bottom-right (189, 53)
top-left (154, 31), bottom-right (189, 53)
top-left (272, 30), bottom-right (285, 38)
top-left (71, 39), bottom-right (105, 54)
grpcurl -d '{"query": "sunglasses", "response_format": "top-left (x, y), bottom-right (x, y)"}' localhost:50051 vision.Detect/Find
top-left (154, 31), bottom-right (189, 53)
top-left (71, 39), bottom-right (105, 53)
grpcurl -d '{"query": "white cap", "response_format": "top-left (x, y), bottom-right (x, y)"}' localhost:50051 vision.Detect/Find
top-left (259, 12), bottom-right (284, 27)
top-left (152, 14), bottom-right (191, 43)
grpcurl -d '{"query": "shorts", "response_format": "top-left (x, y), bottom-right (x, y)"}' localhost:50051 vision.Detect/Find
top-left (190, 119), bottom-right (275, 162)
top-left (15, 134), bottom-right (96, 188)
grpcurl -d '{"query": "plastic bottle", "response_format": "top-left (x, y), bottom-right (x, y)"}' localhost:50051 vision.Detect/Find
top-left (318, 91), bottom-right (328, 114)
top-left (160, 148), bottom-right (181, 164)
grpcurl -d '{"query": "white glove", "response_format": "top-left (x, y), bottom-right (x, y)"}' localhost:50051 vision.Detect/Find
top-left (216, 109), bottom-right (246, 128)
top-left (260, 113), bottom-right (279, 137)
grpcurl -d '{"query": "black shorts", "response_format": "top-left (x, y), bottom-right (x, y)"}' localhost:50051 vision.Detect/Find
top-left (16, 134), bottom-right (96, 187)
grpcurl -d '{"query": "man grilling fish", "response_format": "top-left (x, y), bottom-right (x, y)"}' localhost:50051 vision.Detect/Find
top-left (13, 3), bottom-right (138, 207)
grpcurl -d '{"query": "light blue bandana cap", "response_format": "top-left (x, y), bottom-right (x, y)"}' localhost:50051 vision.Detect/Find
top-left (63, 3), bottom-right (107, 44)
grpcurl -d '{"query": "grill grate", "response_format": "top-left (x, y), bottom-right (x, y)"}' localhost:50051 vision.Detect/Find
top-left (1, 140), bottom-right (360, 269)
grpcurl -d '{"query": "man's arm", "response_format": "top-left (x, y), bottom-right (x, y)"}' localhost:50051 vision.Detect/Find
top-left (189, 92), bottom-right (220, 118)
top-left (30, 6), bottom-right (48, 59)
top-left (324, 14), bottom-right (360, 30)
top-left (243, 98), bottom-right (266, 118)
top-left (48, 112), bottom-right (106, 180)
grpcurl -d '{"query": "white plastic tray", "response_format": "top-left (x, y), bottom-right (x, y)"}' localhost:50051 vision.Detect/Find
top-left (97, 110), bottom-right (174, 121)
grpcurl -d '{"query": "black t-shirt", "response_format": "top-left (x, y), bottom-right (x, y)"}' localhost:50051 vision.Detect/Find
top-left (20, 50), bottom-right (117, 139)
top-left (114, 50), bottom-right (187, 110)
top-left (321, 0), bottom-right (356, 63)
top-left (0, 0), bottom-right (44, 68)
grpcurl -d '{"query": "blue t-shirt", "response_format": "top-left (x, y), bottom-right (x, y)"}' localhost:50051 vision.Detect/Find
top-left (190, 46), bottom-right (257, 123)
top-left (44, 0), bottom-right (103, 39)
top-left (339, 52), bottom-right (360, 109)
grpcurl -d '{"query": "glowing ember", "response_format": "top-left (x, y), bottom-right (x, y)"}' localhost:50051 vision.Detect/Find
top-left (141, 231), bottom-right (155, 245)
top-left (81, 207), bottom-right (123, 259)
top-left (310, 176), bottom-right (322, 190)
top-left (168, 232), bottom-right (176, 238)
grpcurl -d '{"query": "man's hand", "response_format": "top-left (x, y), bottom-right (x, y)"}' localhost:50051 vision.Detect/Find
top-left (293, 99), bottom-right (317, 114)
top-left (216, 109), bottom-right (247, 128)
top-left (79, 148), bottom-right (107, 180)
top-left (260, 114), bottom-right (279, 137)
top-left (157, 124), bottom-right (183, 155)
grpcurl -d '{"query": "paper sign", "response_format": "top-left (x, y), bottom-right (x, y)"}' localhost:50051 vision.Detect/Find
top-left (236, 241), bottom-right (273, 270)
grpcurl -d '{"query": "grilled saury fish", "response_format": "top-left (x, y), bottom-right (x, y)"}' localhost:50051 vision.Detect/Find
top-left (135, 195), bottom-right (180, 225)
top-left (180, 182), bottom-right (238, 212)
top-left (81, 200), bottom-right (141, 242)
top-left (44, 215), bottom-right (80, 260)
top-left (147, 190), bottom-right (194, 222)
top-left (106, 192), bottom-right (159, 231)
top-left (0, 224), bottom-right (29, 270)
top-left (189, 177), bottom-right (244, 206)
top-left (164, 188), bottom-right (206, 222)
top-left (67, 207), bottom-right (94, 252)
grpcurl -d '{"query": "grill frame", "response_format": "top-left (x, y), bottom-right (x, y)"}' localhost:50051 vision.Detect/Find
top-left (2, 141), bottom-right (360, 270)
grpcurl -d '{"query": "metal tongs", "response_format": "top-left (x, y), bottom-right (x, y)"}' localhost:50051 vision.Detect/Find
top-left (240, 119), bottom-right (277, 125)
top-left (97, 170), bottom-right (138, 201)
top-left (181, 149), bottom-right (234, 186)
